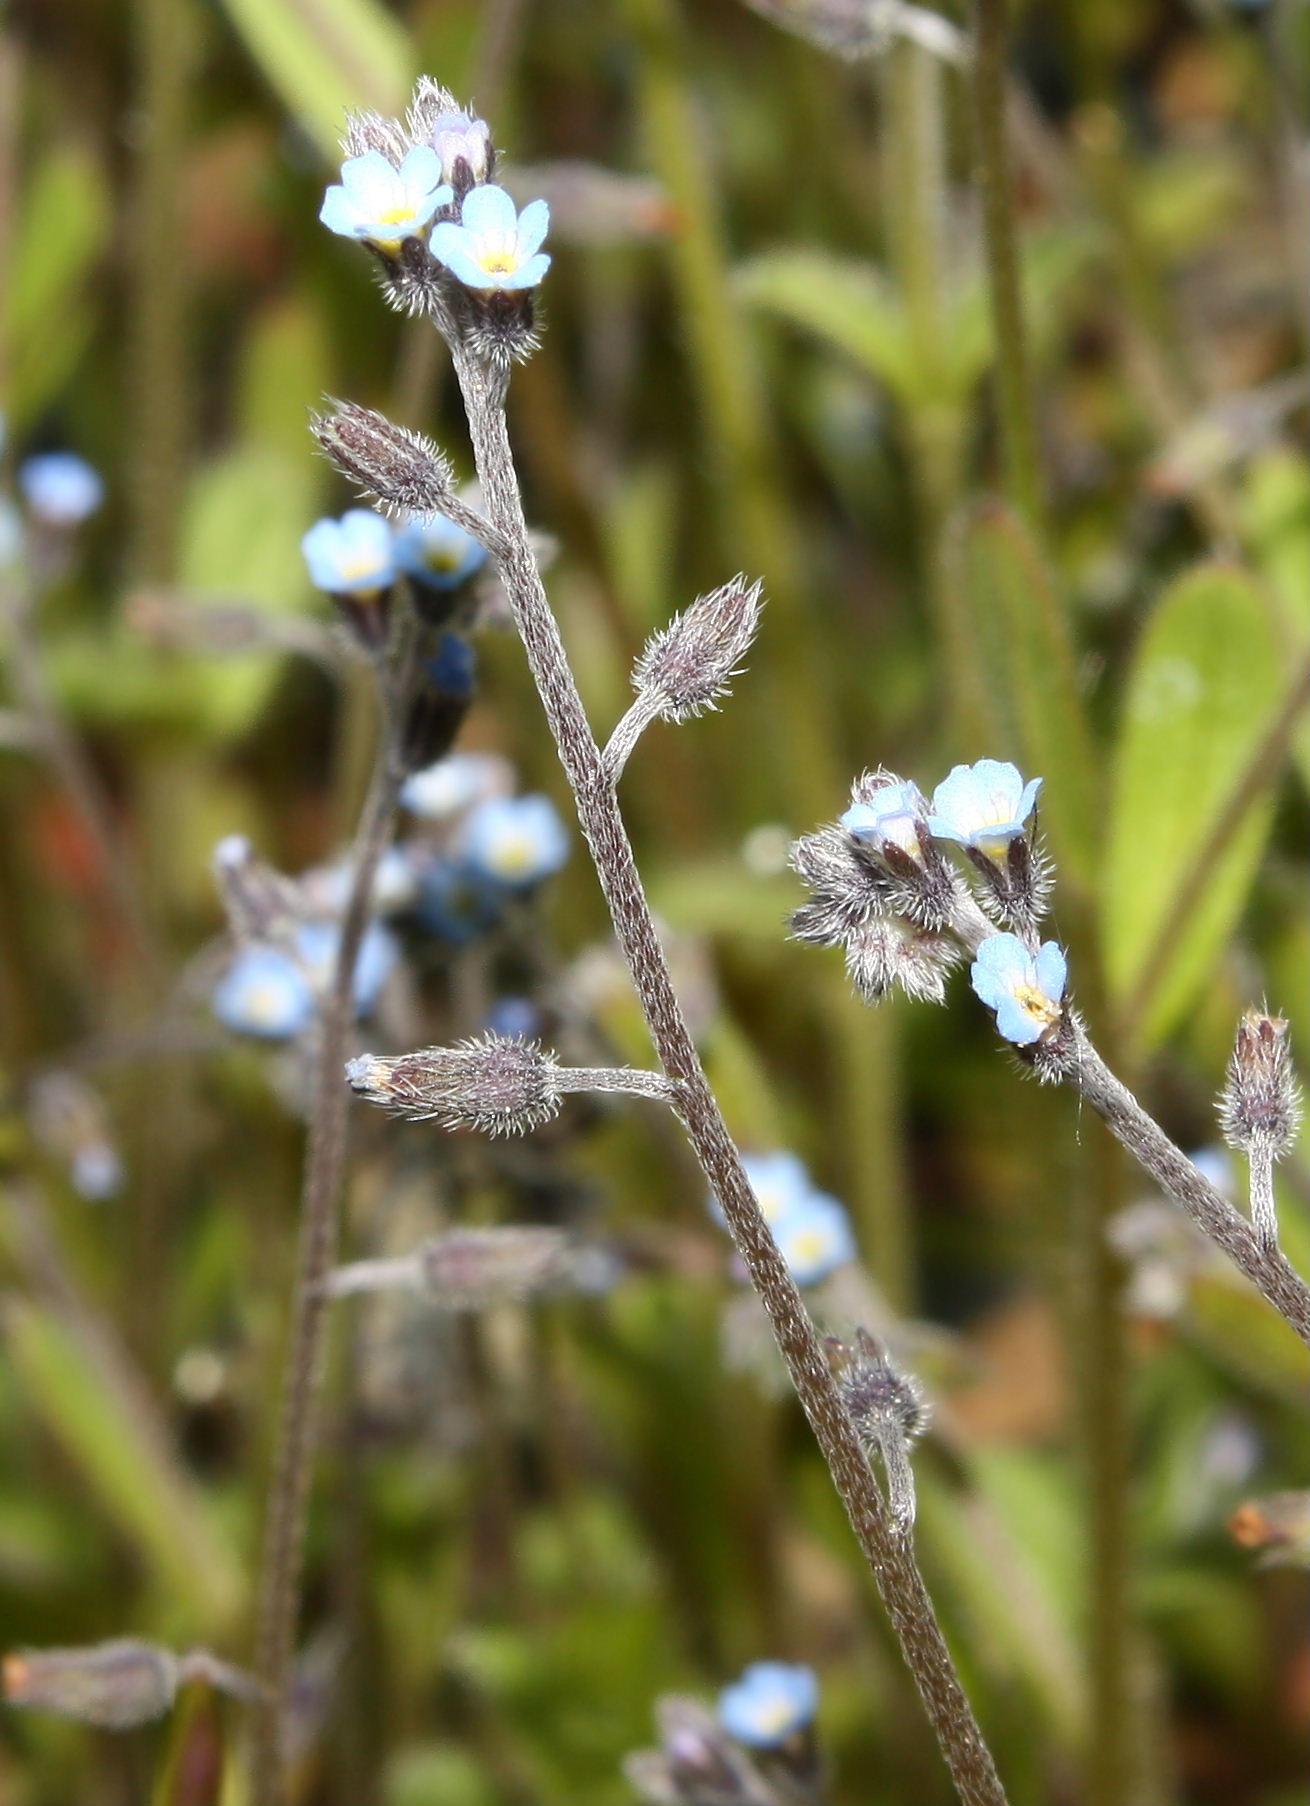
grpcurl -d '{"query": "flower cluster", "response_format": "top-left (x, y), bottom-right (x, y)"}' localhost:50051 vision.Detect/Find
top-left (319, 84), bottom-right (552, 365)
top-left (626, 1667), bottom-right (822, 1806)
top-left (301, 499), bottom-right (488, 649)
top-left (717, 1661), bottom-right (819, 1749)
top-left (793, 757), bottom-right (1073, 1054)
top-left (713, 1151), bottom-right (857, 1288)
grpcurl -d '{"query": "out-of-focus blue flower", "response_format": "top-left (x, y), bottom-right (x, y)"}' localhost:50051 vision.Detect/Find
top-left (319, 147), bottom-right (452, 250)
top-left (302, 510), bottom-right (396, 597)
top-left (19, 453), bottom-right (104, 527)
top-left (415, 857), bottom-right (505, 945)
top-left (485, 996), bottom-right (541, 1040)
top-left (430, 185), bottom-right (551, 291)
top-left (741, 1150), bottom-right (813, 1226)
top-left (970, 933), bottom-right (1067, 1045)
top-left (213, 944), bottom-right (317, 1040)
top-left (841, 779), bottom-right (928, 861)
top-left (71, 1144), bottom-right (123, 1201)
top-left (927, 759), bottom-right (1041, 859)
top-left (772, 1190), bottom-right (857, 1286)
top-left (400, 750), bottom-right (512, 821)
top-left (718, 1663), bottom-right (819, 1749)
top-left (314, 845), bottom-right (422, 918)
top-left (462, 794), bottom-right (569, 888)
top-left (426, 633), bottom-right (476, 696)
top-left (394, 511), bottom-right (487, 591)
top-left (294, 919), bottom-right (399, 1016)
top-left (429, 111), bottom-right (493, 186)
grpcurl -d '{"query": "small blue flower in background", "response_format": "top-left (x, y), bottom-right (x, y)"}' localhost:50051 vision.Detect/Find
top-left (429, 111), bottom-right (493, 186)
top-left (970, 933), bottom-right (1067, 1045)
top-left (927, 759), bottom-right (1042, 860)
top-left (71, 1144), bottom-right (124, 1202)
top-left (741, 1150), bottom-right (814, 1226)
top-left (213, 944), bottom-right (317, 1040)
top-left (426, 632), bottom-right (477, 696)
top-left (718, 1662), bottom-right (819, 1749)
top-left (462, 794), bottom-right (569, 888)
top-left (841, 779), bottom-right (928, 861)
top-left (431, 184), bottom-right (551, 291)
top-left (294, 919), bottom-right (399, 1016)
top-left (394, 511), bottom-right (487, 591)
top-left (319, 147), bottom-right (452, 250)
top-left (415, 856), bottom-right (505, 945)
top-left (400, 750), bottom-right (512, 821)
top-left (302, 510), bottom-right (396, 597)
top-left (772, 1189), bottom-right (857, 1286)
top-left (485, 996), bottom-right (541, 1040)
top-left (19, 453), bottom-right (104, 528)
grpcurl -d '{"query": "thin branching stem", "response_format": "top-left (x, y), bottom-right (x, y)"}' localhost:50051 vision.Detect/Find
top-left (449, 343), bottom-right (1009, 1806)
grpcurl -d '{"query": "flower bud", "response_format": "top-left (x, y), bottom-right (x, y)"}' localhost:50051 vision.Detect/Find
top-left (844, 916), bottom-right (961, 1006)
top-left (3, 1640), bottom-right (178, 1728)
top-left (346, 1033), bottom-right (564, 1135)
top-left (1218, 1010), bottom-right (1301, 1161)
top-left (829, 1328), bottom-right (930, 1529)
top-left (398, 635), bottom-right (476, 774)
top-left (311, 401), bottom-right (461, 522)
top-left (633, 577), bottom-right (764, 723)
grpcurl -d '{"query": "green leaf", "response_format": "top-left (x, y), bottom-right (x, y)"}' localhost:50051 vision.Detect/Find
top-left (940, 502), bottom-right (1097, 888)
top-left (218, 0), bottom-right (412, 160)
top-left (1101, 562), bottom-right (1285, 1048)
top-left (735, 251), bottom-right (921, 401)
top-left (3, 145), bottom-right (111, 431)
top-left (4, 1299), bottom-right (242, 1630)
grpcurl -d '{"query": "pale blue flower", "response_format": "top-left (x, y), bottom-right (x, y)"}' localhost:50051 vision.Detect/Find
top-left (19, 453), bottom-right (104, 527)
top-left (927, 759), bottom-right (1042, 859)
top-left (742, 1151), bottom-right (814, 1226)
top-left (486, 996), bottom-right (540, 1040)
top-left (430, 184), bottom-right (551, 292)
top-left (429, 111), bottom-right (493, 186)
top-left (394, 511), bottom-right (487, 591)
top-left (294, 919), bottom-right (399, 1016)
top-left (718, 1662), bottom-right (819, 1749)
top-left (319, 147), bottom-right (452, 250)
top-left (213, 944), bottom-right (316, 1040)
top-left (772, 1190), bottom-right (857, 1286)
top-left (301, 510), bottom-right (396, 597)
top-left (461, 794), bottom-right (569, 888)
top-left (970, 933), bottom-right (1067, 1045)
top-left (71, 1144), bottom-right (123, 1201)
top-left (400, 751), bottom-right (512, 821)
top-left (841, 780), bottom-right (928, 861)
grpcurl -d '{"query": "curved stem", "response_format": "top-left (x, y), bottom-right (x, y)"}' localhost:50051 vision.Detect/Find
top-left (451, 345), bottom-right (1008, 1806)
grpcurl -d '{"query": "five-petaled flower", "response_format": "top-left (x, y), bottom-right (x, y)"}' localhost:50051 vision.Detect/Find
top-left (319, 147), bottom-right (453, 251)
top-left (841, 779), bottom-right (929, 862)
top-left (927, 759), bottom-right (1041, 861)
top-left (460, 794), bottom-right (569, 887)
top-left (718, 1662), bottom-right (819, 1749)
top-left (394, 511), bottom-right (487, 591)
top-left (970, 933), bottom-right (1067, 1045)
top-left (430, 184), bottom-right (551, 292)
top-left (212, 944), bottom-right (316, 1040)
top-left (301, 510), bottom-right (397, 597)
top-left (772, 1189), bottom-right (857, 1286)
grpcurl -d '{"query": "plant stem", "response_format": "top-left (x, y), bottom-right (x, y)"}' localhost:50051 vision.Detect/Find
top-left (968, 0), bottom-right (1044, 530)
top-left (1065, 1023), bottom-right (1310, 1342)
top-left (249, 641), bottom-right (416, 1804)
top-left (451, 345), bottom-right (1008, 1806)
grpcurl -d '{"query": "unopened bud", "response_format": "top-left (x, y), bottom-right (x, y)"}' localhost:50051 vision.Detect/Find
top-left (1219, 1011), bottom-right (1301, 1161)
top-left (212, 835), bottom-right (301, 945)
top-left (346, 1034), bottom-right (563, 1135)
top-left (340, 108), bottom-right (410, 165)
top-left (399, 635), bottom-right (476, 773)
top-left (312, 401), bottom-right (460, 521)
top-left (829, 1329), bottom-right (929, 1529)
top-left (419, 1226), bottom-right (573, 1307)
top-left (3, 1640), bottom-right (177, 1728)
top-left (844, 916), bottom-right (961, 1006)
top-left (633, 576), bottom-right (764, 723)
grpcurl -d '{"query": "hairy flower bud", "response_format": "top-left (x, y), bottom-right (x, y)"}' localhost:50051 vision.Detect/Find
top-left (829, 1328), bottom-right (930, 1529)
top-left (346, 1034), bottom-right (564, 1135)
top-left (3, 1640), bottom-right (178, 1728)
top-left (212, 835), bottom-right (302, 946)
top-left (1219, 1010), bottom-right (1301, 1161)
top-left (633, 577), bottom-right (764, 722)
top-left (844, 915), bottom-right (961, 1005)
top-left (311, 401), bottom-right (461, 521)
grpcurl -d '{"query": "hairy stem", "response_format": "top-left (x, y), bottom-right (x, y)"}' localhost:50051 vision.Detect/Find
top-left (1065, 1023), bottom-right (1310, 1341)
top-left (249, 640), bottom-right (416, 1803)
top-left (451, 344), bottom-right (1008, 1806)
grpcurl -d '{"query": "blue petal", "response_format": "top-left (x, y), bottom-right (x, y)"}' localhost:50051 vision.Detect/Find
top-left (507, 251), bottom-right (551, 288)
top-left (319, 185), bottom-right (360, 236)
top-left (516, 197), bottom-right (550, 257)
top-left (430, 223), bottom-right (487, 287)
top-left (1034, 940), bottom-right (1067, 1002)
top-left (994, 994), bottom-right (1042, 1045)
top-left (339, 151), bottom-right (395, 194)
top-left (398, 144), bottom-right (442, 190)
top-left (458, 182), bottom-right (517, 236)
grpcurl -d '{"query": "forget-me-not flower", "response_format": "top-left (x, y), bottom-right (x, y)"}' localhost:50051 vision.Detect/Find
top-left (772, 1189), bottom-right (857, 1286)
top-left (294, 919), bottom-right (399, 1016)
top-left (213, 944), bottom-right (317, 1040)
top-left (718, 1662), bottom-right (819, 1749)
top-left (319, 147), bottom-right (452, 251)
top-left (415, 856), bottom-right (505, 945)
top-left (970, 933), bottom-right (1067, 1045)
top-left (430, 184), bottom-right (551, 291)
top-left (841, 779), bottom-right (928, 862)
top-left (301, 510), bottom-right (396, 597)
top-left (429, 111), bottom-right (493, 187)
top-left (927, 759), bottom-right (1041, 860)
top-left (19, 453), bottom-right (104, 527)
top-left (400, 750), bottom-right (512, 821)
top-left (394, 511), bottom-right (487, 591)
top-left (462, 794), bottom-right (569, 888)
top-left (741, 1150), bottom-right (814, 1226)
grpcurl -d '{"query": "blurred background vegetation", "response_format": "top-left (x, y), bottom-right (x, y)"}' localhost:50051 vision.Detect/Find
top-left (0, 0), bottom-right (1307, 1801)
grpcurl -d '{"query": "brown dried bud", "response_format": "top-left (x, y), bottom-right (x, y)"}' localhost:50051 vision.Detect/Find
top-left (3, 1640), bottom-right (178, 1728)
top-left (633, 577), bottom-right (764, 723)
top-left (346, 1034), bottom-right (563, 1135)
top-left (419, 1226), bottom-right (573, 1308)
top-left (311, 401), bottom-right (460, 521)
top-left (212, 835), bottom-right (301, 945)
top-left (1218, 1010), bottom-right (1301, 1161)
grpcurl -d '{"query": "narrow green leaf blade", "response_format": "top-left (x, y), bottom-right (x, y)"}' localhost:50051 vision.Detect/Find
top-left (735, 250), bottom-right (917, 401)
